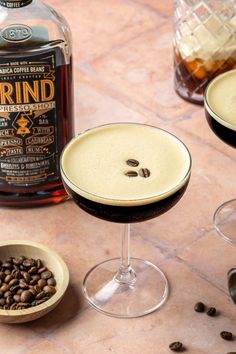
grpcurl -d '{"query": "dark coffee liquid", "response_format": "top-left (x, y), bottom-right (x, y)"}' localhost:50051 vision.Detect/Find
top-left (174, 51), bottom-right (236, 105)
top-left (64, 179), bottom-right (190, 223)
top-left (205, 110), bottom-right (236, 148)
top-left (0, 58), bottom-right (73, 207)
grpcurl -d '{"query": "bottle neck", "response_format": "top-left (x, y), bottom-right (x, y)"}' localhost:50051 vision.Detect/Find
top-left (0, 0), bottom-right (33, 8)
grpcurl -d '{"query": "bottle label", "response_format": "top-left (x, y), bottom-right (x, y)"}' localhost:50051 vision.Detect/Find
top-left (0, 51), bottom-right (60, 188)
top-left (1, 25), bottom-right (32, 43)
top-left (0, 0), bottom-right (32, 8)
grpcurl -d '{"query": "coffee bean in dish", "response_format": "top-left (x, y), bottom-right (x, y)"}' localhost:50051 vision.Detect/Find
top-left (0, 256), bottom-right (57, 310)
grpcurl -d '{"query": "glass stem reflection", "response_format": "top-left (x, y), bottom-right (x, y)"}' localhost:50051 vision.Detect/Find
top-left (114, 224), bottom-right (137, 285)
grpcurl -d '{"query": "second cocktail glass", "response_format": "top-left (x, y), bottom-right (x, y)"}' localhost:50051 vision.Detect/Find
top-left (60, 123), bottom-right (192, 318)
top-left (205, 70), bottom-right (236, 245)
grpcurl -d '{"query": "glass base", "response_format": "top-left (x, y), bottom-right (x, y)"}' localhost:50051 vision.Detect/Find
top-left (83, 257), bottom-right (169, 318)
top-left (214, 199), bottom-right (236, 245)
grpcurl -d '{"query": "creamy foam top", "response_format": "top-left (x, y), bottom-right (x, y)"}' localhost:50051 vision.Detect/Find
top-left (61, 124), bottom-right (191, 206)
top-left (176, 8), bottom-right (236, 61)
top-left (205, 70), bottom-right (236, 131)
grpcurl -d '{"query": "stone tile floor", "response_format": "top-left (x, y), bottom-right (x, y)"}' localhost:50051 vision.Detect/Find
top-left (1, 0), bottom-right (236, 353)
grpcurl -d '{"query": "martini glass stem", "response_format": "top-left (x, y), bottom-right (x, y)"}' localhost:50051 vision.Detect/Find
top-left (114, 224), bottom-right (136, 285)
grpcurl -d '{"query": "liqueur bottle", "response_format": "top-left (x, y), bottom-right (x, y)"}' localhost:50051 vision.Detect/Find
top-left (0, 0), bottom-right (74, 206)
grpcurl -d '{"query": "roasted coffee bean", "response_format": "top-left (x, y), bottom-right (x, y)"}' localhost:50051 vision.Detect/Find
top-left (38, 267), bottom-right (46, 274)
top-left (4, 274), bottom-right (13, 284)
top-left (4, 291), bottom-right (12, 298)
top-left (227, 352), bottom-right (236, 354)
top-left (41, 271), bottom-right (52, 280)
top-left (6, 296), bottom-right (13, 306)
top-left (20, 290), bottom-right (33, 303)
top-left (9, 279), bottom-right (19, 287)
top-left (0, 284), bottom-right (10, 292)
top-left (0, 298), bottom-right (5, 306)
top-left (29, 288), bottom-right (37, 297)
top-left (2, 262), bottom-right (12, 269)
top-left (126, 159), bottom-right (139, 167)
top-left (38, 279), bottom-right (47, 288)
top-left (125, 171), bottom-right (138, 177)
top-left (43, 285), bottom-right (56, 295)
top-left (10, 303), bottom-right (17, 310)
top-left (207, 307), bottom-right (217, 316)
top-left (10, 285), bottom-right (20, 292)
top-left (194, 302), bottom-right (205, 313)
top-left (0, 256), bottom-right (56, 310)
top-left (220, 331), bottom-right (233, 341)
top-left (34, 285), bottom-right (41, 293)
top-left (36, 291), bottom-right (45, 300)
top-left (17, 302), bottom-right (30, 308)
top-left (23, 272), bottom-right (31, 283)
top-left (23, 259), bottom-right (35, 268)
top-left (47, 278), bottom-right (56, 286)
top-left (29, 267), bottom-right (37, 274)
top-left (169, 342), bottom-right (183, 352)
top-left (13, 270), bottom-right (21, 279)
top-left (19, 281), bottom-right (28, 289)
top-left (139, 168), bottom-right (151, 178)
top-left (13, 294), bottom-right (21, 303)
top-left (31, 274), bottom-right (40, 281)
top-left (36, 259), bottom-right (41, 269)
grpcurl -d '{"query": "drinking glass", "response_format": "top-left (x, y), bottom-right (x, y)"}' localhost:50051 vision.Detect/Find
top-left (60, 123), bottom-right (192, 318)
top-left (174, 0), bottom-right (236, 104)
top-left (205, 70), bottom-right (236, 244)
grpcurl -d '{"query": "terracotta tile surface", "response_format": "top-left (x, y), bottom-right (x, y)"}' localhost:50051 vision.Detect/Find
top-left (0, 0), bottom-right (236, 353)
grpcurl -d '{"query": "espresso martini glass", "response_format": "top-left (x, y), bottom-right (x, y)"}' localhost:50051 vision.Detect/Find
top-left (60, 123), bottom-right (192, 318)
top-left (205, 70), bottom-right (236, 245)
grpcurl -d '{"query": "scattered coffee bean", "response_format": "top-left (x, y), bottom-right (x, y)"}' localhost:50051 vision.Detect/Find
top-left (169, 341), bottom-right (183, 352)
top-left (125, 171), bottom-right (138, 177)
top-left (194, 302), bottom-right (205, 313)
top-left (0, 256), bottom-right (56, 310)
top-left (220, 331), bottom-right (233, 341)
top-left (227, 352), bottom-right (236, 354)
top-left (206, 307), bottom-right (217, 316)
top-left (139, 168), bottom-right (151, 178)
top-left (126, 159), bottom-right (139, 167)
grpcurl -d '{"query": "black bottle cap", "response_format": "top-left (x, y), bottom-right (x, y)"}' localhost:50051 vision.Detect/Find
top-left (0, 0), bottom-right (32, 8)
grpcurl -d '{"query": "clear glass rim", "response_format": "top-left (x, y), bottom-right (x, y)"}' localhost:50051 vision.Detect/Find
top-left (60, 122), bottom-right (192, 204)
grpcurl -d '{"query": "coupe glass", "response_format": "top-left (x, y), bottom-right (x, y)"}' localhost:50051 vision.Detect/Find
top-left (205, 70), bottom-right (236, 244)
top-left (60, 123), bottom-right (192, 318)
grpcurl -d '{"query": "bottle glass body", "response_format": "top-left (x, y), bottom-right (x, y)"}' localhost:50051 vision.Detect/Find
top-left (0, 0), bottom-right (74, 206)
